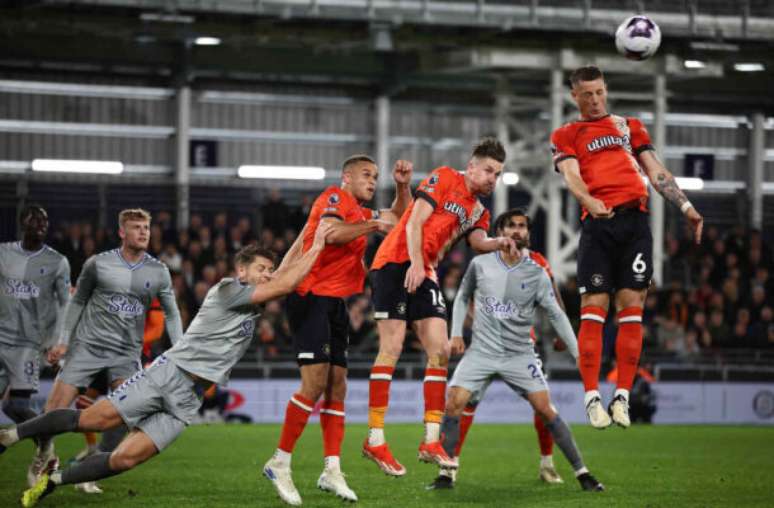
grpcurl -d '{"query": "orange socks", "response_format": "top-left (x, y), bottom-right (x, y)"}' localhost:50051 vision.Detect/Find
top-left (616, 307), bottom-right (644, 391)
top-left (278, 393), bottom-right (313, 453)
top-left (534, 413), bottom-right (553, 456)
top-left (368, 366), bottom-right (394, 429)
top-left (320, 400), bottom-right (345, 458)
top-left (579, 306), bottom-right (607, 391)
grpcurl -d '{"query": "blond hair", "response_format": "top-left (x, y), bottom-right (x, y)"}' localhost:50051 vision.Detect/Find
top-left (118, 208), bottom-right (151, 228)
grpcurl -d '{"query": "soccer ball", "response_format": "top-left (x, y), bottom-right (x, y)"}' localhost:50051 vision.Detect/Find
top-left (615, 15), bottom-right (661, 61)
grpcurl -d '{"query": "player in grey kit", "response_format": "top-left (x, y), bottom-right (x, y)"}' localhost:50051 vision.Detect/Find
top-left (428, 209), bottom-right (604, 492)
top-left (0, 205), bottom-right (70, 485)
top-left (34, 208), bottom-right (184, 489)
top-left (1, 222), bottom-right (331, 508)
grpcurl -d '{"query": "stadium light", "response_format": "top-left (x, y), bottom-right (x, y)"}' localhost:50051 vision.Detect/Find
top-left (734, 63), bottom-right (765, 72)
top-left (502, 172), bottom-right (520, 186)
top-left (194, 36), bottom-right (221, 46)
top-left (237, 165), bottom-right (326, 180)
top-left (684, 60), bottom-right (706, 69)
top-left (675, 177), bottom-right (704, 190)
top-left (31, 159), bottom-right (124, 174)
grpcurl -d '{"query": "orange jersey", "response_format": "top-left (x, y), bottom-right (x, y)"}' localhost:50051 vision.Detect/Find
top-left (296, 186), bottom-right (374, 298)
top-left (550, 114), bottom-right (654, 219)
top-left (372, 166), bottom-right (490, 276)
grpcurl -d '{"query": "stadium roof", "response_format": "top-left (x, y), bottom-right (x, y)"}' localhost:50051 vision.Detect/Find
top-left (1, 1), bottom-right (774, 113)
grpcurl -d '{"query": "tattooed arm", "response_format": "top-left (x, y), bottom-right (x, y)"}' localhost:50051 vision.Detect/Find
top-left (639, 150), bottom-right (704, 244)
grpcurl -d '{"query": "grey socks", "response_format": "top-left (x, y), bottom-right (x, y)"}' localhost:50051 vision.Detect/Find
top-left (546, 414), bottom-right (585, 472)
top-left (440, 415), bottom-right (461, 457)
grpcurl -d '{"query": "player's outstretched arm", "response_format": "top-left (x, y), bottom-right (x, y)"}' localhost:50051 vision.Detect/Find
top-left (639, 151), bottom-right (704, 244)
top-left (157, 268), bottom-right (184, 345)
top-left (466, 228), bottom-right (517, 256)
top-left (249, 223), bottom-right (332, 305)
top-left (324, 217), bottom-right (389, 244)
top-left (450, 260), bottom-right (478, 356)
top-left (378, 159), bottom-right (414, 225)
top-left (556, 158), bottom-right (614, 219)
top-left (536, 272), bottom-right (579, 360)
top-left (404, 197), bottom-right (434, 293)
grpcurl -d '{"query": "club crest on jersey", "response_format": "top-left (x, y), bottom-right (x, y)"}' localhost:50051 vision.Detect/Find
top-left (328, 193), bottom-right (340, 205)
top-left (4, 279), bottom-right (40, 299)
top-left (107, 294), bottom-right (146, 317)
top-left (238, 319), bottom-right (255, 338)
top-left (428, 174), bottom-right (439, 186)
top-left (39, 267), bottom-right (46, 275)
top-left (586, 134), bottom-right (631, 153)
top-left (144, 280), bottom-right (151, 289)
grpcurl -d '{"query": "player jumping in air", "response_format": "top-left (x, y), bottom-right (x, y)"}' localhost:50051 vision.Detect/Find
top-left (1, 224), bottom-right (332, 508)
top-left (363, 138), bottom-right (518, 476)
top-left (551, 65), bottom-right (703, 428)
top-left (0, 205), bottom-right (70, 487)
top-left (264, 156), bottom-right (412, 505)
top-left (428, 209), bottom-right (604, 492)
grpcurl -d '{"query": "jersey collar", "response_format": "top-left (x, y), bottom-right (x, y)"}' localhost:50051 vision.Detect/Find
top-left (17, 241), bottom-right (46, 258)
top-left (116, 249), bottom-right (149, 271)
top-left (495, 250), bottom-right (525, 271)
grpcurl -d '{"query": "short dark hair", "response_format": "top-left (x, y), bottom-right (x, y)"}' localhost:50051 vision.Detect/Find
top-left (235, 243), bottom-right (276, 267)
top-left (471, 137), bottom-right (506, 163)
top-left (570, 65), bottom-right (605, 88)
top-left (494, 207), bottom-right (530, 233)
top-left (19, 204), bottom-right (47, 224)
top-left (342, 154), bottom-right (376, 172)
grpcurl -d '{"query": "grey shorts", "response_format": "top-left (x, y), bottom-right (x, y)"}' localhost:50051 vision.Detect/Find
top-left (450, 349), bottom-right (548, 403)
top-left (57, 341), bottom-right (141, 389)
top-left (0, 345), bottom-right (41, 393)
top-left (108, 355), bottom-right (202, 451)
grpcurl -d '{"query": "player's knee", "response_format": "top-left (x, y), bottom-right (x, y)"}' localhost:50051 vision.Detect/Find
top-left (533, 402), bottom-right (556, 422)
top-left (109, 449), bottom-right (142, 471)
top-left (445, 391), bottom-right (467, 416)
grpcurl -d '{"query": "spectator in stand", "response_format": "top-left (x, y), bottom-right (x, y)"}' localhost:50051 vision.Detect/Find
top-left (188, 213), bottom-right (203, 241)
top-left (688, 311), bottom-right (712, 349)
top-left (160, 243), bottom-right (183, 273)
top-left (261, 188), bottom-right (290, 236)
top-left (213, 211), bottom-right (229, 239)
top-left (751, 306), bottom-right (773, 347)
top-left (229, 225), bottom-right (245, 253)
top-left (237, 216), bottom-right (255, 245)
top-left (731, 308), bottom-right (753, 347)
top-left (708, 308), bottom-right (731, 348)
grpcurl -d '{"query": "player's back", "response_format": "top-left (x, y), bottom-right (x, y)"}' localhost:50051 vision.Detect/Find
top-left (0, 241), bottom-right (69, 348)
top-left (466, 252), bottom-right (552, 357)
top-left (166, 277), bottom-right (260, 385)
top-left (73, 249), bottom-right (170, 355)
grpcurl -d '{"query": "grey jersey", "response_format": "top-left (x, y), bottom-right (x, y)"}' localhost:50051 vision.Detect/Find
top-left (0, 242), bottom-right (70, 349)
top-left (451, 251), bottom-right (578, 359)
top-left (62, 249), bottom-right (183, 356)
top-left (165, 278), bottom-right (260, 386)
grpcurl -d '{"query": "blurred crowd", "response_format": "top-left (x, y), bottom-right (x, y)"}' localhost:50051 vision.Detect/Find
top-left (41, 193), bottom-right (773, 366)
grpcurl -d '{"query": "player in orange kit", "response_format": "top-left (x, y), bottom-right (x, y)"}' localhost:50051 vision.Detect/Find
top-left (263, 156), bottom-right (412, 505)
top-left (551, 65), bottom-right (703, 428)
top-left (363, 138), bottom-right (518, 476)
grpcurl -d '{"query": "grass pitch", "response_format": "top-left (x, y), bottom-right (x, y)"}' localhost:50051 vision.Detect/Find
top-left (1, 423), bottom-right (772, 507)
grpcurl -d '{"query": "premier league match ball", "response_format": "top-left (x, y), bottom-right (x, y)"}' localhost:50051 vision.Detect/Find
top-left (615, 15), bottom-right (661, 61)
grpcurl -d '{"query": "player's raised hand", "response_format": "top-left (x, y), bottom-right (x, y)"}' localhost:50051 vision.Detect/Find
top-left (495, 236), bottom-right (517, 257)
top-left (450, 335), bottom-right (466, 356)
top-left (372, 219), bottom-right (395, 235)
top-left (404, 261), bottom-right (426, 294)
top-left (313, 222), bottom-right (333, 250)
top-left (47, 343), bottom-right (67, 364)
top-left (392, 159), bottom-right (413, 185)
top-left (685, 207), bottom-right (703, 244)
top-left (585, 197), bottom-right (614, 219)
